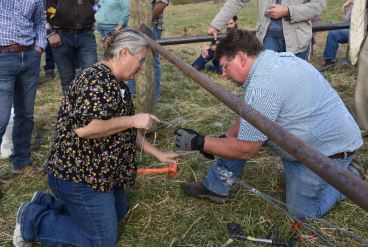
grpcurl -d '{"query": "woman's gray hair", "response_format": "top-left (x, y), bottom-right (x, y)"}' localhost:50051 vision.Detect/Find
top-left (103, 29), bottom-right (149, 60)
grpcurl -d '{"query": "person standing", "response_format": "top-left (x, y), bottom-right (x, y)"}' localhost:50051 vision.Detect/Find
top-left (127, 0), bottom-right (169, 100)
top-left (95, 0), bottom-right (130, 39)
top-left (46, 0), bottom-right (98, 92)
top-left (0, 0), bottom-right (46, 174)
top-left (207, 0), bottom-right (325, 60)
top-left (350, 0), bottom-right (368, 134)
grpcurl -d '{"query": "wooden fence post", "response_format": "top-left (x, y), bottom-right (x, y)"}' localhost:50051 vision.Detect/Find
top-left (130, 0), bottom-right (155, 114)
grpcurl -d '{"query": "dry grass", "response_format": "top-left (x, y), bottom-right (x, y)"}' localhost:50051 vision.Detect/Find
top-left (1, 0), bottom-right (368, 246)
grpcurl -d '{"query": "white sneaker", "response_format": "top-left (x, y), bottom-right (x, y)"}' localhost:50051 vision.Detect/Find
top-left (13, 203), bottom-right (32, 247)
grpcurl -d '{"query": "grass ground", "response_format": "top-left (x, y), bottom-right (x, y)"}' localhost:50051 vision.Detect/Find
top-left (1, 0), bottom-right (367, 246)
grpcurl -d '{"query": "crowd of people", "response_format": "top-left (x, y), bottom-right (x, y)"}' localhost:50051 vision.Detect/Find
top-left (0, 0), bottom-right (367, 246)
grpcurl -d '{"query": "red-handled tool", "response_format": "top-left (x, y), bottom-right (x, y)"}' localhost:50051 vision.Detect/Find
top-left (137, 162), bottom-right (178, 177)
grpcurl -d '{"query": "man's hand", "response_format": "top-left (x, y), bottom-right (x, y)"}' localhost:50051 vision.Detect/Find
top-left (34, 46), bottom-right (43, 53)
top-left (342, 0), bottom-right (353, 12)
top-left (266, 4), bottom-right (289, 19)
top-left (207, 26), bottom-right (220, 40)
top-left (175, 128), bottom-right (205, 151)
top-left (48, 33), bottom-right (62, 47)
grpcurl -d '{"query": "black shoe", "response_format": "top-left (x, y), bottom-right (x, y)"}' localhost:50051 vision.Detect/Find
top-left (350, 160), bottom-right (367, 180)
top-left (181, 182), bottom-right (227, 204)
top-left (324, 59), bottom-right (337, 66)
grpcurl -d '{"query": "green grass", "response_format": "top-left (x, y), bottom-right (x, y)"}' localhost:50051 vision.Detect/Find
top-left (1, 0), bottom-right (368, 246)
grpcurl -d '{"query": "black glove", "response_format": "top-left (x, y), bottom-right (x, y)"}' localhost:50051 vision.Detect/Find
top-left (175, 128), bottom-right (215, 160)
top-left (175, 128), bottom-right (205, 151)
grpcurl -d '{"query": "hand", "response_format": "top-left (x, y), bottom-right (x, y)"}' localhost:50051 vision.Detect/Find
top-left (341, 0), bottom-right (353, 12)
top-left (33, 46), bottom-right (43, 53)
top-left (266, 4), bottom-right (289, 19)
top-left (156, 151), bottom-right (181, 163)
top-left (174, 128), bottom-right (205, 151)
top-left (208, 26), bottom-right (220, 40)
top-left (133, 113), bottom-right (159, 130)
top-left (114, 25), bottom-right (122, 32)
top-left (48, 33), bottom-right (62, 47)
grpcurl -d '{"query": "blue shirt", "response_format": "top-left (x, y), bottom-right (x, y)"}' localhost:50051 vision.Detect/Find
top-left (238, 50), bottom-right (362, 159)
top-left (94, 0), bottom-right (130, 27)
top-left (0, 0), bottom-right (46, 49)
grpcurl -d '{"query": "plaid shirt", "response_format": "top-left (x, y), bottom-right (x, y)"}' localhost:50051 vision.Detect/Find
top-left (0, 0), bottom-right (46, 48)
top-left (152, 0), bottom-right (169, 30)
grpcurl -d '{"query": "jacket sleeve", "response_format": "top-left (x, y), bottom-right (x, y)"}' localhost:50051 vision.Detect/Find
top-left (287, 0), bottom-right (326, 23)
top-left (210, 0), bottom-right (249, 30)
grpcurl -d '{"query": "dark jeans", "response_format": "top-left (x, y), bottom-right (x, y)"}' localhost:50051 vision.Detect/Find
top-left (0, 48), bottom-right (41, 169)
top-left (192, 49), bottom-right (221, 74)
top-left (43, 42), bottom-right (55, 72)
top-left (52, 29), bottom-right (97, 92)
top-left (263, 35), bottom-right (309, 60)
top-left (20, 173), bottom-right (128, 246)
top-left (323, 29), bottom-right (349, 61)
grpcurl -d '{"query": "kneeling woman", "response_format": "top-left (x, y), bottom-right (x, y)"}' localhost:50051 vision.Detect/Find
top-left (13, 29), bottom-right (179, 247)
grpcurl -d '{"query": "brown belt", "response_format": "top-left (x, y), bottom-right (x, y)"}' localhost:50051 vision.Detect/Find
top-left (329, 151), bottom-right (355, 160)
top-left (0, 44), bottom-right (33, 52)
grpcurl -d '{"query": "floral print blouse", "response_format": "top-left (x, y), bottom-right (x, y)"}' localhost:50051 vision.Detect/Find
top-left (47, 63), bottom-right (137, 192)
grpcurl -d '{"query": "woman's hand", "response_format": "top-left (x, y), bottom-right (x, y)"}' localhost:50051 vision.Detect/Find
top-left (156, 151), bottom-right (181, 163)
top-left (132, 113), bottom-right (159, 130)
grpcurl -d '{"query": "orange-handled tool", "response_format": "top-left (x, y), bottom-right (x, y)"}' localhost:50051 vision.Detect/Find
top-left (137, 162), bottom-right (178, 177)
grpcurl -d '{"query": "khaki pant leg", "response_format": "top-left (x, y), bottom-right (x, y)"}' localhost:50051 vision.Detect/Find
top-left (354, 36), bottom-right (368, 131)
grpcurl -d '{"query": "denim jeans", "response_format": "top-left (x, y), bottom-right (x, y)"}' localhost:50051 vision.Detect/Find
top-left (127, 27), bottom-right (162, 100)
top-left (192, 49), bottom-right (221, 74)
top-left (19, 173), bottom-right (128, 246)
top-left (0, 48), bottom-right (41, 169)
top-left (323, 29), bottom-right (349, 61)
top-left (202, 155), bottom-right (358, 219)
top-left (51, 29), bottom-right (97, 92)
top-left (44, 42), bottom-right (55, 72)
top-left (263, 36), bottom-right (309, 60)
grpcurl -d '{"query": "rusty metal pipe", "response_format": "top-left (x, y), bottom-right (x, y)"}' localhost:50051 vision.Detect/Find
top-left (144, 33), bottom-right (368, 213)
top-left (158, 22), bottom-right (350, 46)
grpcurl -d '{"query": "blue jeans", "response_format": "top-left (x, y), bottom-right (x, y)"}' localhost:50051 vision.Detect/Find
top-left (44, 42), bottom-right (55, 72)
top-left (0, 48), bottom-right (41, 169)
top-left (127, 27), bottom-right (162, 100)
top-left (51, 29), bottom-right (97, 92)
top-left (19, 173), bottom-right (128, 246)
top-left (323, 29), bottom-right (349, 61)
top-left (192, 49), bottom-right (221, 74)
top-left (263, 36), bottom-right (309, 60)
top-left (203, 155), bottom-right (359, 219)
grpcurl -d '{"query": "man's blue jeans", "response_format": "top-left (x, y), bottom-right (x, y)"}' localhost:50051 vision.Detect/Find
top-left (192, 49), bottom-right (221, 74)
top-left (19, 173), bottom-right (128, 246)
top-left (127, 27), bottom-right (162, 100)
top-left (202, 156), bottom-right (358, 219)
top-left (263, 36), bottom-right (309, 60)
top-left (44, 42), bottom-right (55, 72)
top-left (323, 29), bottom-right (349, 61)
top-left (51, 29), bottom-right (97, 92)
top-left (96, 24), bottom-right (128, 39)
top-left (0, 48), bottom-right (41, 169)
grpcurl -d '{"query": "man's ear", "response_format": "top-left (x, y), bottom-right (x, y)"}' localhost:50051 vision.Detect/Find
top-left (237, 51), bottom-right (247, 64)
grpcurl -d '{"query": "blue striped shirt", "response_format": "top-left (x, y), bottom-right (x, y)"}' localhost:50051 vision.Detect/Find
top-left (0, 0), bottom-right (46, 49)
top-left (238, 50), bottom-right (362, 159)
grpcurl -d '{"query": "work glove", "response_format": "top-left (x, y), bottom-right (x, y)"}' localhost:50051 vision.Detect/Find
top-left (174, 128), bottom-right (215, 159)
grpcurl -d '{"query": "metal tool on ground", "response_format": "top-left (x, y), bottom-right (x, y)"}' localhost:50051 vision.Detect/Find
top-left (137, 162), bottom-right (178, 177)
top-left (226, 222), bottom-right (293, 247)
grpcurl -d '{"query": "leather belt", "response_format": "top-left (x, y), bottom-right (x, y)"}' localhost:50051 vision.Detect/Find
top-left (56, 28), bottom-right (93, 33)
top-left (0, 44), bottom-right (33, 52)
top-left (329, 151), bottom-right (355, 159)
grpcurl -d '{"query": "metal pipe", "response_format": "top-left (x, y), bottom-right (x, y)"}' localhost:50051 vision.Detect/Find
top-left (143, 32), bottom-right (368, 213)
top-left (158, 22), bottom-right (350, 46)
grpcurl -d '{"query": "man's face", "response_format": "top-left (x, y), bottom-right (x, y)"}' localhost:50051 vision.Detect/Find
top-left (219, 52), bottom-right (252, 86)
top-left (226, 19), bottom-right (237, 30)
